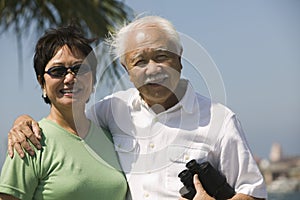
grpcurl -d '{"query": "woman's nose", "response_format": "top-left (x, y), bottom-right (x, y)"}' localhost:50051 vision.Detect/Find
top-left (64, 71), bottom-right (76, 83)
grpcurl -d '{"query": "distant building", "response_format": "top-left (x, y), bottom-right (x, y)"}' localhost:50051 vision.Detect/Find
top-left (258, 142), bottom-right (300, 193)
top-left (269, 142), bottom-right (282, 162)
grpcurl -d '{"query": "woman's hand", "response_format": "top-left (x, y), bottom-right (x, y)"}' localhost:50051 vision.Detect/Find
top-left (8, 115), bottom-right (42, 158)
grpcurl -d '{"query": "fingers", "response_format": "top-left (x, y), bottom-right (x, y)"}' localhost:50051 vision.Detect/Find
top-left (25, 120), bottom-right (42, 149)
top-left (179, 175), bottom-right (213, 200)
top-left (14, 142), bottom-right (26, 159)
top-left (31, 121), bottom-right (42, 141)
top-left (10, 127), bottom-right (36, 157)
top-left (8, 133), bottom-right (14, 158)
top-left (18, 130), bottom-right (36, 156)
top-left (192, 174), bottom-right (214, 200)
top-left (8, 131), bottom-right (27, 158)
top-left (8, 120), bottom-right (40, 158)
top-left (178, 197), bottom-right (188, 200)
top-left (193, 174), bottom-right (204, 192)
top-left (28, 134), bottom-right (42, 150)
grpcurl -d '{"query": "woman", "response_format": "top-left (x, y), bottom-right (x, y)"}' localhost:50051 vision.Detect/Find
top-left (0, 25), bottom-right (127, 200)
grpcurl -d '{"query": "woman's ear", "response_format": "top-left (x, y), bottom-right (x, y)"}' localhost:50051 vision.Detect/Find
top-left (38, 75), bottom-right (47, 96)
top-left (42, 89), bottom-right (47, 98)
top-left (37, 75), bottom-right (44, 86)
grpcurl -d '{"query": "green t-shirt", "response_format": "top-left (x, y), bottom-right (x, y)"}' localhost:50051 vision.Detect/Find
top-left (0, 118), bottom-right (127, 200)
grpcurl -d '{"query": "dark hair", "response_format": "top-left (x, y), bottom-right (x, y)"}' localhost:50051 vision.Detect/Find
top-left (34, 25), bottom-right (98, 104)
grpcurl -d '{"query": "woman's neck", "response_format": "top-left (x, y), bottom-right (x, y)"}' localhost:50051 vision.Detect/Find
top-left (47, 105), bottom-right (90, 138)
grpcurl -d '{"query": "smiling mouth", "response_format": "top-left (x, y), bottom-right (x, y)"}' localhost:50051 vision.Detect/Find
top-left (60, 88), bottom-right (81, 95)
top-left (147, 83), bottom-right (163, 87)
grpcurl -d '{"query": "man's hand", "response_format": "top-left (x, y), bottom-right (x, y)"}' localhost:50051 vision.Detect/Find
top-left (179, 174), bottom-right (214, 200)
top-left (230, 193), bottom-right (266, 200)
top-left (8, 115), bottom-right (42, 158)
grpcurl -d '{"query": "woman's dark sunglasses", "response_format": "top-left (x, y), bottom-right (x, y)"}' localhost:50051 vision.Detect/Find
top-left (45, 64), bottom-right (91, 78)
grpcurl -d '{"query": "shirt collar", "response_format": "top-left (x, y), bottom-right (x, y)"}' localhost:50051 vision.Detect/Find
top-left (129, 79), bottom-right (196, 114)
top-left (178, 79), bottom-right (196, 114)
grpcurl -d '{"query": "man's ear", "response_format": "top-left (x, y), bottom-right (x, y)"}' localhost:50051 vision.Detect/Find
top-left (178, 56), bottom-right (183, 70)
top-left (177, 47), bottom-right (183, 70)
top-left (179, 46), bottom-right (183, 56)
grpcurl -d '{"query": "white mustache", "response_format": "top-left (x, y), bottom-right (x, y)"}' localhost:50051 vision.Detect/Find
top-left (144, 73), bottom-right (169, 85)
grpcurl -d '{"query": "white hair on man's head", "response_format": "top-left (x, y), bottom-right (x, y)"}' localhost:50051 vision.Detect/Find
top-left (107, 15), bottom-right (183, 64)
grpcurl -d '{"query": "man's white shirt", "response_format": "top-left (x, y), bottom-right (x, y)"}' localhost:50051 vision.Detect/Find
top-left (86, 80), bottom-right (267, 200)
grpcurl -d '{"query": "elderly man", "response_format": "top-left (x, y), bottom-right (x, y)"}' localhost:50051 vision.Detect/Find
top-left (7, 16), bottom-right (267, 200)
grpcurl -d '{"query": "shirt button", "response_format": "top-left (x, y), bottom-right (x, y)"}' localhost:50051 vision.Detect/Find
top-left (149, 143), bottom-right (155, 149)
top-left (144, 193), bottom-right (149, 198)
top-left (184, 154), bottom-right (190, 161)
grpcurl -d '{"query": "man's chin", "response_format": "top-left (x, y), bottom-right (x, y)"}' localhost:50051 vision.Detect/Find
top-left (141, 91), bottom-right (173, 104)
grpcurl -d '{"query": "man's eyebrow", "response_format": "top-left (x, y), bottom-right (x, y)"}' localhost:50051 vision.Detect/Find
top-left (128, 47), bottom-right (170, 62)
top-left (155, 48), bottom-right (176, 54)
top-left (155, 47), bottom-right (168, 51)
top-left (129, 53), bottom-right (143, 62)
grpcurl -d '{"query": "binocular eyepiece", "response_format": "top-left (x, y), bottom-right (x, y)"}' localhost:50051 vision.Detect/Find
top-left (178, 159), bottom-right (235, 200)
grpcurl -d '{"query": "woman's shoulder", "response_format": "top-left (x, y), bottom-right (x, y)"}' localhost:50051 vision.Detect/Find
top-left (37, 118), bottom-right (77, 142)
top-left (38, 118), bottom-right (54, 128)
top-left (88, 121), bottom-right (113, 142)
top-left (38, 118), bottom-right (58, 137)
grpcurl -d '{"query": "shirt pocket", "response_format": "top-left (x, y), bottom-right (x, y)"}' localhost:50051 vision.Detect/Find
top-left (113, 135), bottom-right (137, 153)
top-left (166, 144), bottom-right (211, 194)
top-left (167, 143), bottom-right (210, 163)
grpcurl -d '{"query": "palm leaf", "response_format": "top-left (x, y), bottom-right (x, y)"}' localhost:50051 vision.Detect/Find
top-left (0, 0), bottom-right (133, 88)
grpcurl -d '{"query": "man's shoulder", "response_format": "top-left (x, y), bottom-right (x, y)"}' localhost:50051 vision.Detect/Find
top-left (93, 88), bottom-right (137, 107)
top-left (91, 87), bottom-right (138, 112)
top-left (103, 88), bottom-right (138, 101)
top-left (86, 88), bottom-right (138, 127)
top-left (193, 92), bottom-right (235, 116)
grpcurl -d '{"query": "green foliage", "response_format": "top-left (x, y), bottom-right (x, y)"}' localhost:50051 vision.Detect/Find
top-left (0, 0), bottom-right (133, 39)
top-left (0, 0), bottom-right (134, 88)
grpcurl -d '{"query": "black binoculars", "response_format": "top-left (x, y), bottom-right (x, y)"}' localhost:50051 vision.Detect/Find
top-left (178, 159), bottom-right (235, 200)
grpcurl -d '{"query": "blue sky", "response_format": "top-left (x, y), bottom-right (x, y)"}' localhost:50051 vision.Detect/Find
top-left (0, 0), bottom-right (299, 166)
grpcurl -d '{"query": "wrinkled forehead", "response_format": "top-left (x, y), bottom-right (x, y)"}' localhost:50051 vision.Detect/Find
top-left (124, 27), bottom-right (180, 56)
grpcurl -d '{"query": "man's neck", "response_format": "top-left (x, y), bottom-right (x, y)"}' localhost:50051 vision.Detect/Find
top-left (144, 80), bottom-right (188, 114)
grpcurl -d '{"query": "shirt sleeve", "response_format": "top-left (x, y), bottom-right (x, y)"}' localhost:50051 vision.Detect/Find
top-left (86, 100), bottom-right (110, 129)
top-left (0, 150), bottom-right (39, 200)
top-left (217, 114), bottom-right (267, 198)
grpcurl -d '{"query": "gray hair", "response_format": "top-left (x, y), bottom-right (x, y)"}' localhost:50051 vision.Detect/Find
top-left (107, 15), bottom-right (183, 64)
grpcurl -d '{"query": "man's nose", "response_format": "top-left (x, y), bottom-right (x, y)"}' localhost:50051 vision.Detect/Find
top-left (145, 60), bottom-right (161, 75)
